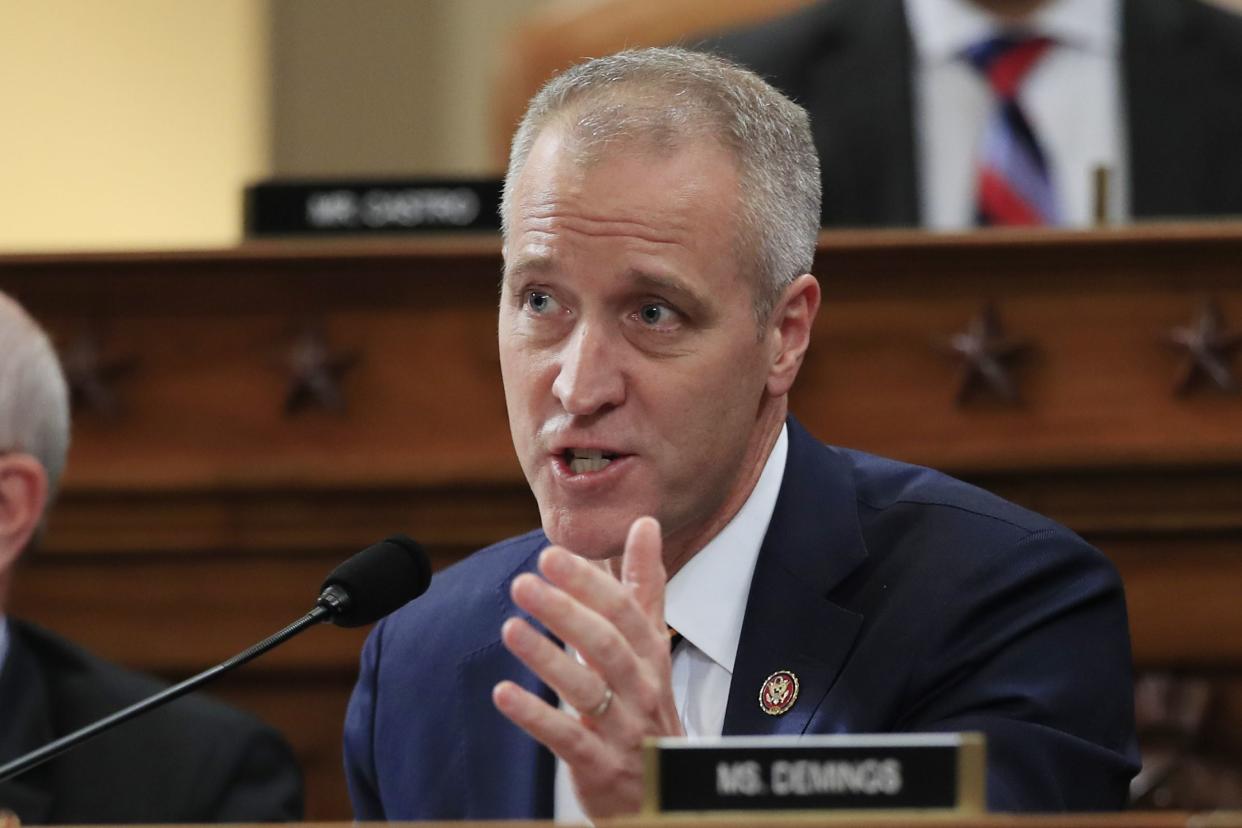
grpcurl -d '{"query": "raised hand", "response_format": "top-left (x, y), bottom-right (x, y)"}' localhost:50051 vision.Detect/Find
top-left (492, 516), bottom-right (683, 818)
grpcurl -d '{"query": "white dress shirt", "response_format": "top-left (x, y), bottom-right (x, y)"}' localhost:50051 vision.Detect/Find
top-left (905, 0), bottom-right (1127, 229)
top-left (554, 425), bottom-right (789, 824)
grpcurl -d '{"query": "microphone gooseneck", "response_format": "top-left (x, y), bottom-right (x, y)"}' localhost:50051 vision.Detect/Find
top-left (0, 535), bottom-right (431, 783)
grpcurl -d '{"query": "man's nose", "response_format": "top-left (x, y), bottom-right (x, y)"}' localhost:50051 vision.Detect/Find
top-left (551, 322), bottom-right (625, 416)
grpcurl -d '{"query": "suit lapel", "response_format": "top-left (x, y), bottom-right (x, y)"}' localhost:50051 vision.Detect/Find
top-left (0, 625), bottom-right (55, 824)
top-left (457, 547), bottom-right (557, 820)
top-left (804, 0), bottom-right (920, 227)
top-left (724, 418), bottom-right (867, 737)
top-left (1123, 0), bottom-right (1209, 218)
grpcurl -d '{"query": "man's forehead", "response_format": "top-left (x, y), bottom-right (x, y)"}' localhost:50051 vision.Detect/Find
top-left (502, 121), bottom-right (750, 298)
top-left (523, 116), bottom-right (737, 183)
top-left (506, 130), bottom-right (741, 244)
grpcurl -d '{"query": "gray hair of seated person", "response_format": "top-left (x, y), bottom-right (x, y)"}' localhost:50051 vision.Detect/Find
top-left (0, 292), bottom-right (71, 508)
top-left (500, 46), bottom-right (822, 325)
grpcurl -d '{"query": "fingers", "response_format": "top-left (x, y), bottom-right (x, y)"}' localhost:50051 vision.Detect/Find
top-left (501, 616), bottom-right (611, 716)
top-left (538, 541), bottom-right (668, 663)
top-left (494, 516), bottom-right (678, 820)
top-left (508, 517), bottom-right (670, 697)
top-left (493, 680), bottom-right (645, 817)
top-left (492, 680), bottom-right (612, 770)
top-left (510, 569), bottom-right (651, 702)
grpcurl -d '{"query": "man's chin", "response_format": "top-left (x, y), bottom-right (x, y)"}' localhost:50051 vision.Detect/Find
top-left (541, 513), bottom-right (632, 561)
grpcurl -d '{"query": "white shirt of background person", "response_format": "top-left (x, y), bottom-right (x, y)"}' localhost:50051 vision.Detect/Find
top-left (906, 0), bottom-right (1128, 229)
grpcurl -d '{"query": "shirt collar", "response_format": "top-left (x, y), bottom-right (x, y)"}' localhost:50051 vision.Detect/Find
top-left (664, 424), bottom-right (788, 674)
top-left (905, 0), bottom-right (1119, 64)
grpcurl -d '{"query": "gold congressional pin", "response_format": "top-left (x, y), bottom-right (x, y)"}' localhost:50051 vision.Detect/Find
top-left (759, 670), bottom-right (799, 715)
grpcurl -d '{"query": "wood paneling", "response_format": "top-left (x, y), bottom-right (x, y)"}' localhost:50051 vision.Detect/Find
top-left (3, 223), bottom-right (1242, 817)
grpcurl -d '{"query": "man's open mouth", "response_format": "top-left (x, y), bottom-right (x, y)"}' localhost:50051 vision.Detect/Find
top-left (563, 448), bottom-right (620, 474)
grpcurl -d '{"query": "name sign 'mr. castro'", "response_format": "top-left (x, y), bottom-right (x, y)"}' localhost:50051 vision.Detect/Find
top-left (642, 733), bottom-right (985, 816)
top-left (243, 179), bottom-right (503, 237)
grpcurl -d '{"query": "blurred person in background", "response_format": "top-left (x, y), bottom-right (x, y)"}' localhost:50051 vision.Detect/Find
top-left (0, 290), bottom-right (303, 824)
top-left (706, 0), bottom-right (1242, 228)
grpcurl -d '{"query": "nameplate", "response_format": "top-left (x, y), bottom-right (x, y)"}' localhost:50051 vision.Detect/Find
top-left (243, 178), bottom-right (503, 237)
top-left (642, 733), bottom-right (985, 816)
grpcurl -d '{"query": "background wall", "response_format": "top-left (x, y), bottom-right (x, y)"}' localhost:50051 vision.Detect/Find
top-left (2, 0), bottom-right (1241, 252)
top-left (269, 0), bottom-right (548, 177)
top-left (0, 0), bottom-right (551, 253)
top-left (0, 1), bottom-right (271, 252)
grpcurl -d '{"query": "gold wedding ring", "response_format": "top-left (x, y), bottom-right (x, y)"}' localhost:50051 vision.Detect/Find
top-left (585, 685), bottom-right (614, 717)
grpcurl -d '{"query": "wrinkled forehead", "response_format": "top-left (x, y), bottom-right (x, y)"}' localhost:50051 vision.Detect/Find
top-left (502, 120), bottom-right (758, 301)
top-left (509, 127), bottom-right (743, 238)
top-left (505, 117), bottom-right (742, 231)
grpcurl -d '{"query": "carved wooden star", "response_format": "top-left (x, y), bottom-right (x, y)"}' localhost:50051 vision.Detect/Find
top-left (1166, 298), bottom-right (1241, 396)
top-left (942, 301), bottom-right (1032, 405)
top-left (283, 323), bottom-right (360, 415)
top-left (59, 329), bottom-right (139, 419)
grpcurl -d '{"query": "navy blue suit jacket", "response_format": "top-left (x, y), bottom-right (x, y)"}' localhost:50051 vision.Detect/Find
top-left (344, 418), bottom-right (1139, 818)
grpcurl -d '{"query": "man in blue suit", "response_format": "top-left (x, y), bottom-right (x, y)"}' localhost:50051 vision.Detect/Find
top-left (343, 47), bottom-right (1138, 820)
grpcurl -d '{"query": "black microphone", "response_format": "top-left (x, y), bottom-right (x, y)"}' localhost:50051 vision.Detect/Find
top-left (318, 533), bottom-right (431, 626)
top-left (0, 535), bottom-right (430, 783)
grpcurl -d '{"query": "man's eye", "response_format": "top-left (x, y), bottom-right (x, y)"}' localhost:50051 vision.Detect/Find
top-left (525, 291), bottom-right (559, 315)
top-left (637, 303), bottom-right (676, 326)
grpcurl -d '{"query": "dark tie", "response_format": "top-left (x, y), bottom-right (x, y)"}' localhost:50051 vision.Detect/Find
top-left (964, 35), bottom-right (1060, 226)
top-left (668, 628), bottom-right (684, 653)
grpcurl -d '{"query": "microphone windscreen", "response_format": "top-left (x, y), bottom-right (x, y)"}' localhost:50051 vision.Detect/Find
top-left (320, 535), bottom-right (431, 627)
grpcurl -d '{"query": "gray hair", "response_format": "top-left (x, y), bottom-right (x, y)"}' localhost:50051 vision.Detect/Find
top-left (0, 293), bottom-right (71, 506)
top-left (501, 47), bottom-right (821, 323)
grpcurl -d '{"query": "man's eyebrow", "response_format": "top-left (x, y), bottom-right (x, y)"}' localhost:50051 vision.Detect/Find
top-left (504, 256), bottom-right (556, 282)
top-left (627, 270), bottom-right (691, 295)
top-left (626, 270), bottom-right (711, 315)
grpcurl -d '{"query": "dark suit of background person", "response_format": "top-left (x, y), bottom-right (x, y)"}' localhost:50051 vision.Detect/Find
top-left (0, 290), bottom-right (303, 824)
top-left (0, 621), bottom-right (303, 824)
top-left (703, 0), bottom-right (1242, 228)
top-left (344, 417), bottom-right (1140, 819)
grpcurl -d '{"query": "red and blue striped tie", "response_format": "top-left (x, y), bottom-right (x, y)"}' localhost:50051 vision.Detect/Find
top-left (965, 36), bottom-right (1059, 226)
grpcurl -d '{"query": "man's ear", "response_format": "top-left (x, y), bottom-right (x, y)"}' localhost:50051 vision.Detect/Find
top-left (765, 273), bottom-right (822, 397)
top-left (0, 453), bottom-right (49, 573)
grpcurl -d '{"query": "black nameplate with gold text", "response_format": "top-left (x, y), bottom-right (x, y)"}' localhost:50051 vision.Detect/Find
top-left (243, 178), bottom-right (503, 237)
top-left (643, 733), bottom-right (985, 816)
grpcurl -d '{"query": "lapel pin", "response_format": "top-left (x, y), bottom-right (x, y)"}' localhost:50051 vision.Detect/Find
top-left (759, 670), bottom-right (800, 716)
